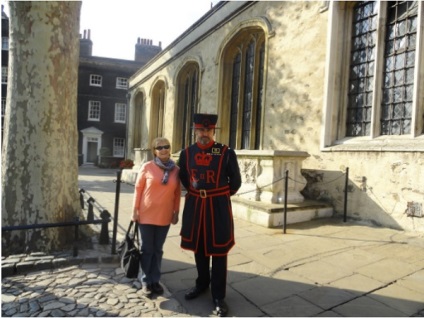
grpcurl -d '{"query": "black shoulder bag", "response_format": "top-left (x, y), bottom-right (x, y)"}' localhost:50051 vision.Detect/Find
top-left (117, 221), bottom-right (141, 278)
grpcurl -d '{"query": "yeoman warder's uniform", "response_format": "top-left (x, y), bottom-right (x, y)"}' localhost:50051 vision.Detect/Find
top-left (179, 113), bottom-right (241, 316)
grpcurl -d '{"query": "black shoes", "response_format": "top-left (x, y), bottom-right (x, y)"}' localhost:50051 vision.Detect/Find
top-left (184, 285), bottom-right (208, 300)
top-left (151, 282), bottom-right (164, 295)
top-left (213, 299), bottom-right (228, 317)
top-left (184, 286), bottom-right (228, 316)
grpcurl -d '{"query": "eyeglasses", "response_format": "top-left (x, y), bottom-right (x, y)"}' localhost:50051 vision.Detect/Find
top-left (155, 145), bottom-right (170, 151)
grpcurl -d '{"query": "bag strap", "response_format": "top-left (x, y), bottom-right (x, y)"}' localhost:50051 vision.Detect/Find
top-left (127, 220), bottom-right (140, 247)
top-left (132, 221), bottom-right (139, 242)
top-left (127, 221), bottom-right (134, 235)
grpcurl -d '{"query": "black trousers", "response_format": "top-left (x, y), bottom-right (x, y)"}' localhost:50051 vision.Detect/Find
top-left (194, 230), bottom-right (228, 300)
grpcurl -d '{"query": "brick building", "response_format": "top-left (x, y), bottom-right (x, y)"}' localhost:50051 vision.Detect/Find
top-left (77, 30), bottom-right (161, 166)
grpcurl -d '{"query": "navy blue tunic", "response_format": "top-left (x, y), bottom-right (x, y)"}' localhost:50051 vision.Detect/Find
top-left (179, 141), bottom-right (241, 256)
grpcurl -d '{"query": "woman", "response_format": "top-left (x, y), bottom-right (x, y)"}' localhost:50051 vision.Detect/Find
top-left (132, 137), bottom-right (181, 296)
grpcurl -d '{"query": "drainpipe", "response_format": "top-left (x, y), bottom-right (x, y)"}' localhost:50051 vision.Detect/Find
top-left (125, 92), bottom-right (131, 160)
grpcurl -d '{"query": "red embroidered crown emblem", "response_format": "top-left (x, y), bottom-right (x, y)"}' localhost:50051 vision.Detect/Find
top-left (195, 152), bottom-right (212, 166)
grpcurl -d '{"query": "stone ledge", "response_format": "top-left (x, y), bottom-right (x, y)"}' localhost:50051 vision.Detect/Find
top-left (1, 249), bottom-right (120, 278)
top-left (231, 196), bottom-right (333, 228)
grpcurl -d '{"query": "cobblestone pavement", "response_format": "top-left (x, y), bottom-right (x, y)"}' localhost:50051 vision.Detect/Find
top-left (1, 262), bottom-right (188, 317)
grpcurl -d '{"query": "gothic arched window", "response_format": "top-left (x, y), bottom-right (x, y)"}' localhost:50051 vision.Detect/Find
top-left (221, 28), bottom-right (265, 150)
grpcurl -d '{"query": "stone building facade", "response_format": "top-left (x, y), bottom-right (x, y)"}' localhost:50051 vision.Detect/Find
top-left (126, 1), bottom-right (424, 233)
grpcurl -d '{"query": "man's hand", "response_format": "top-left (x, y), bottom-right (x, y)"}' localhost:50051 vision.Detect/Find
top-left (171, 212), bottom-right (179, 225)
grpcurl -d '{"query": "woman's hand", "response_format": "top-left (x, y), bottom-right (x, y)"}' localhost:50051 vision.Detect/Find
top-left (171, 212), bottom-right (179, 225)
top-left (132, 208), bottom-right (138, 222)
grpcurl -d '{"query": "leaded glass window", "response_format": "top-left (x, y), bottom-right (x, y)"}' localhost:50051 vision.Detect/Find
top-left (255, 43), bottom-right (265, 149)
top-left (226, 30), bottom-right (265, 150)
top-left (230, 52), bottom-right (241, 149)
top-left (241, 41), bottom-right (255, 149)
top-left (346, 1), bottom-right (377, 136)
top-left (381, 1), bottom-right (417, 135)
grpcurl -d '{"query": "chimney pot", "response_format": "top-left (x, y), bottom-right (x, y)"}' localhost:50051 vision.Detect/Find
top-left (88, 29), bottom-right (91, 40)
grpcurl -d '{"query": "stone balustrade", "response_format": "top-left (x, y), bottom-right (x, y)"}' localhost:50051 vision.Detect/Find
top-left (235, 150), bottom-right (309, 204)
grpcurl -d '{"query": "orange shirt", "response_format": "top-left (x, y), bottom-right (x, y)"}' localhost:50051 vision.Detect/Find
top-left (132, 161), bottom-right (181, 226)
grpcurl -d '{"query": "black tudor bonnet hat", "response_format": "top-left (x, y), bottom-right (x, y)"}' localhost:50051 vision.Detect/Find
top-left (193, 113), bottom-right (219, 129)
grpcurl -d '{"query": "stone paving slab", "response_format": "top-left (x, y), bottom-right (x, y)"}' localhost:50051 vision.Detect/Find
top-left (332, 295), bottom-right (407, 317)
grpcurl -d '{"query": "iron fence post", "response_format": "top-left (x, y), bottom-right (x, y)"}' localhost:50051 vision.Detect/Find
top-left (79, 189), bottom-right (85, 209)
top-left (111, 169), bottom-right (122, 254)
top-left (87, 197), bottom-right (95, 221)
top-left (99, 210), bottom-right (111, 244)
top-left (283, 170), bottom-right (288, 234)
top-left (344, 167), bottom-right (349, 222)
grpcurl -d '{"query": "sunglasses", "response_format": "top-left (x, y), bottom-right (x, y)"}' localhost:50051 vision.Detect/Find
top-left (155, 145), bottom-right (170, 151)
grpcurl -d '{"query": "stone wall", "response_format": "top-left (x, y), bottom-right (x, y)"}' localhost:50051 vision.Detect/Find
top-left (128, 1), bottom-right (424, 233)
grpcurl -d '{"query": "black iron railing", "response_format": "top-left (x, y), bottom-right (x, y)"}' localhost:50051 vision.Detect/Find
top-left (2, 190), bottom-right (111, 257)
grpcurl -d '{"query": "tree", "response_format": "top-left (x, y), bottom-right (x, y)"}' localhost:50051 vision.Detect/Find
top-left (1, 1), bottom-right (82, 254)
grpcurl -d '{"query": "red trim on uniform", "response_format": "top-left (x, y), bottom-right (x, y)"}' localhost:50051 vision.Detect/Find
top-left (188, 186), bottom-right (230, 198)
top-left (194, 124), bottom-right (216, 129)
top-left (215, 145), bottom-right (227, 186)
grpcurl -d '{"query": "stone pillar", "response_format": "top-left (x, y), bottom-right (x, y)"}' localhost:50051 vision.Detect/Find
top-left (121, 148), bottom-right (153, 184)
top-left (133, 148), bottom-right (152, 168)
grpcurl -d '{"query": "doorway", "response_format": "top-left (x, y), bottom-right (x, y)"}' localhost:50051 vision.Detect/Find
top-left (87, 141), bottom-right (98, 163)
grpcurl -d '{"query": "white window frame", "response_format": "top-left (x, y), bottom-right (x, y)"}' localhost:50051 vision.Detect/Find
top-left (2, 37), bottom-right (8, 50)
top-left (116, 77), bottom-right (128, 89)
top-left (88, 101), bottom-right (101, 121)
top-left (90, 74), bottom-right (102, 87)
top-left (114, 103), bottom-right (126, 123)
top-left (321, 1), bottom-right (424, 152)
top-left (113, 138), bottom-right (125, 157)
top-left (2, 66), bottom-right (7, 84)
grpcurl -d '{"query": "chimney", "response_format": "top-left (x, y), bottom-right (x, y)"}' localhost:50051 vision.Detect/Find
top-left (79, 29), bottom-right (93, 57)
top-left (134, 37), bottom-right (162, 63)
